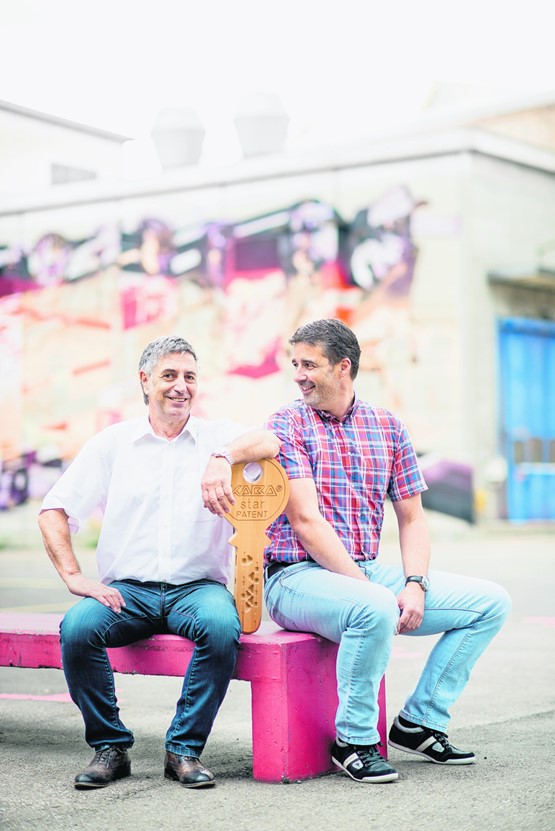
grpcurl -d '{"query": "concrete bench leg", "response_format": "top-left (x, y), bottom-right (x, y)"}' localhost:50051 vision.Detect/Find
top-left (248, 636), bottom-right (387, 782)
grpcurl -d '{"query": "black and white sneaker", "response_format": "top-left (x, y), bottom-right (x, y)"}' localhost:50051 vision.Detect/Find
top-left (388, 716), bottom-right (476, 765)
top-left (331, 740), bottom-right (399, 783)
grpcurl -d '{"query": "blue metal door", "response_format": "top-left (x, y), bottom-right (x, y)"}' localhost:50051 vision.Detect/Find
top-left (498, 317), bottom-right (555, 520)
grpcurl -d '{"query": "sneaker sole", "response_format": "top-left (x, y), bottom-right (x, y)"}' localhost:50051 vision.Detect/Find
top-left (388, 739), bottom-right (475, 765)
top-left (331, 755), bottom-right (399, 783)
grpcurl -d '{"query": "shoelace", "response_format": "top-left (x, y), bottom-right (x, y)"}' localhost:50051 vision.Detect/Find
top-left (354, 744), bottom-right (382, 767)
top-left (429, 730), bottom-right (452, 750)
top-left (94, 747), bottom-right (122, 766)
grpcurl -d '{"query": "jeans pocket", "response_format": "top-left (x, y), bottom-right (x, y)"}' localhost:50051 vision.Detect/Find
top-left (264, 574), bottom-right (280, 617)
top-left (264, 574), bottom-right (298, 630)
top-left (264, 565), bottom-right (315, 631)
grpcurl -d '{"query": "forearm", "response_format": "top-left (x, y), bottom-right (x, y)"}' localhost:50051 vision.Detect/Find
top-left (290, 515), bottom-right (367, 581)
top-left (392, 494), bottom-right (430, 578)
top-left (38, 508), bottom-right (126, 611)
top-left (281, 477), bottom-right (367, 581)
top-left (38, 508), bottom-right (82, 585)
top-left (398, 514), bottom-right (430, 577)
top-left (394, 499), bottom-right (430, 632)
top-left (227, 429), bottom-right (280, 463)
top-left (201, 430), bottom-right (280, 516)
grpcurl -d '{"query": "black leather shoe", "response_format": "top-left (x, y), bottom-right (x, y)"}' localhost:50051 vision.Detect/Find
top-left (164, 751), bottom-right (215, 788)
top-left (74, 746), bottom-right (131, 789)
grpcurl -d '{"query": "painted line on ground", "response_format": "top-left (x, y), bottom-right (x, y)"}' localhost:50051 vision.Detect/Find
top-left (0, 692), bottom-right (73, 702)
top-left (0, 603), bottom-right (74, 613)
top-left (524, 616), bottom-right (555, 627)
top-left (0, 578), bottom-right (61, 588)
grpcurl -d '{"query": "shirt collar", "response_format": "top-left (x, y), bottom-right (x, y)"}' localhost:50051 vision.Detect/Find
top-left (131, 414), bottom-right (199, 443)
top-left (315, 394), bottom-right (360, 423)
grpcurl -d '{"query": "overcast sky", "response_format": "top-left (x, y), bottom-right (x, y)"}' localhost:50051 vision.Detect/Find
top-left (2, 0), bottom-right (554, 167)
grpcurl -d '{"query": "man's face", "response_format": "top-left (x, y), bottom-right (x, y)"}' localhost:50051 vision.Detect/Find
top-left (140, 352), bottom-right (198, 425)
top-left (291, 342), bottom-right (345, 413)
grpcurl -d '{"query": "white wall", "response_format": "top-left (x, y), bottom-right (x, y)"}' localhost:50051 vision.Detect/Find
top-left (0, 109), bottom-right (123, 198)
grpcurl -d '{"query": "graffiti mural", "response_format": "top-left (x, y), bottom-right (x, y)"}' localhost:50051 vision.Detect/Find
top-left (0, 187), bottom-right (474, 521)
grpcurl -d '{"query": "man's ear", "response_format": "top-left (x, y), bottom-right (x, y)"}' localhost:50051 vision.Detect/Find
top-left (339, 358), bottom-right (351, 377)
top-left (139, 370), bottom-right (149, 395)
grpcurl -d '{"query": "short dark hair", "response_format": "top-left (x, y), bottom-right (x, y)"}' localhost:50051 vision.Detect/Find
top-left (289, 319), bottom-right (361, 379)
top-left (138, 336), bottom-right (198, 404)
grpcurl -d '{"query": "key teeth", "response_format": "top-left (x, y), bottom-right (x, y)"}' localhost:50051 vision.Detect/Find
top-left (227, 469), bottom-right (285, 632)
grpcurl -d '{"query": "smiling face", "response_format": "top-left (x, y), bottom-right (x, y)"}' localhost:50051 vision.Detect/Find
top-left (291, 341), bottom-right (353, 418)
top-left (140, 351), bottom-right (198, 437)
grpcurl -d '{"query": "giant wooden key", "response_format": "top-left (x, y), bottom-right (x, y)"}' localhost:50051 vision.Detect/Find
top-left (226, 458), bottom-right (290, 634)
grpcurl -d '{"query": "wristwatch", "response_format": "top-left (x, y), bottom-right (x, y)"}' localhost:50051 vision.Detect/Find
top-left (405, 575), bottom-right (430, 592)
top-left (211, 447), bottom-right (234, 466)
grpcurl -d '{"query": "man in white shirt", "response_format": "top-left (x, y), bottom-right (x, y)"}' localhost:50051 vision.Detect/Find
top-left (38, 335), bottom-right (280, 790)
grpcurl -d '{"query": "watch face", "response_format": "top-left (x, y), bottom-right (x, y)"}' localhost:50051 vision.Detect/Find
top-left (406, 575), bottom-right (429, 591)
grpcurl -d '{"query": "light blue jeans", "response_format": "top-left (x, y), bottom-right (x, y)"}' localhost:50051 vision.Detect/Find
top-left (264, 561), bottom-right (511, 745)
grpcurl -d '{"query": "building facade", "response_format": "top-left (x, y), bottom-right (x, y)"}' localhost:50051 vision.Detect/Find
top-left (1, 95), bottom-right (554, 523)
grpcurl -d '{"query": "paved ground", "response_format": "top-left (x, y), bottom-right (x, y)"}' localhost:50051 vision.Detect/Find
top-left (0, 505), bottom-right (554, 831)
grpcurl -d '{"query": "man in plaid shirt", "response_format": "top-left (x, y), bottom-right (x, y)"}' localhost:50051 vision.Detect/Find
top-left (264, 319), bottom-right (511, 784)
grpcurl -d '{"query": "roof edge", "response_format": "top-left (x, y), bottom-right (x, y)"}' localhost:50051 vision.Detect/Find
top-left (0, 99), bottom-right (131, 143)
top-left (1, 126), bottom-right (554, 218)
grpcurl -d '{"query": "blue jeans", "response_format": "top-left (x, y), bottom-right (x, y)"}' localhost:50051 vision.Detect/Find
top-left (264, 561), bottom-right (511, 745)
top-left (60, 579), bottom-right (241, 756)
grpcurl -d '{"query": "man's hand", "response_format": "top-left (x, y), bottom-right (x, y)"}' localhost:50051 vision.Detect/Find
top-left (201, 456), bottom-right (235, 517)
top-left (396, 582), bottom-right (425, 633)
top-left (64, 574), bottom-right (126, 613)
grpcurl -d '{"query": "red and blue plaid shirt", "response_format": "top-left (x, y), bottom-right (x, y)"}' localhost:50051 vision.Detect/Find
top-left (265, 396), bottom-right (427, 563)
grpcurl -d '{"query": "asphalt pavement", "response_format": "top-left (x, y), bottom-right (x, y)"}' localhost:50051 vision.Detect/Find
top-left (0, 504), bottom-right (554, 831)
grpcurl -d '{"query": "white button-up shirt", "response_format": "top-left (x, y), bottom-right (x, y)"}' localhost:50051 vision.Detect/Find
top-left (41, 416), bottom-right (248, 586)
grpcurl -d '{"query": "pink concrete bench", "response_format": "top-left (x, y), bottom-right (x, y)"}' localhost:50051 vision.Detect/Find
top-left (0, 611), bottom-right (387, 782)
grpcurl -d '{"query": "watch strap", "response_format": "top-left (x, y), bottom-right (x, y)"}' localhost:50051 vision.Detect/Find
top-left (211, 447), bottom-right (234, 465)
top-left (405, 575), bottom-right (429, 591)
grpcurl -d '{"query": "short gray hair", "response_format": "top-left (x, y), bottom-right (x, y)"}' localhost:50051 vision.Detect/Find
top-left (138, 336), bottom-right (198, 404)
top-left (289, 318), bottom-right (361, 379)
